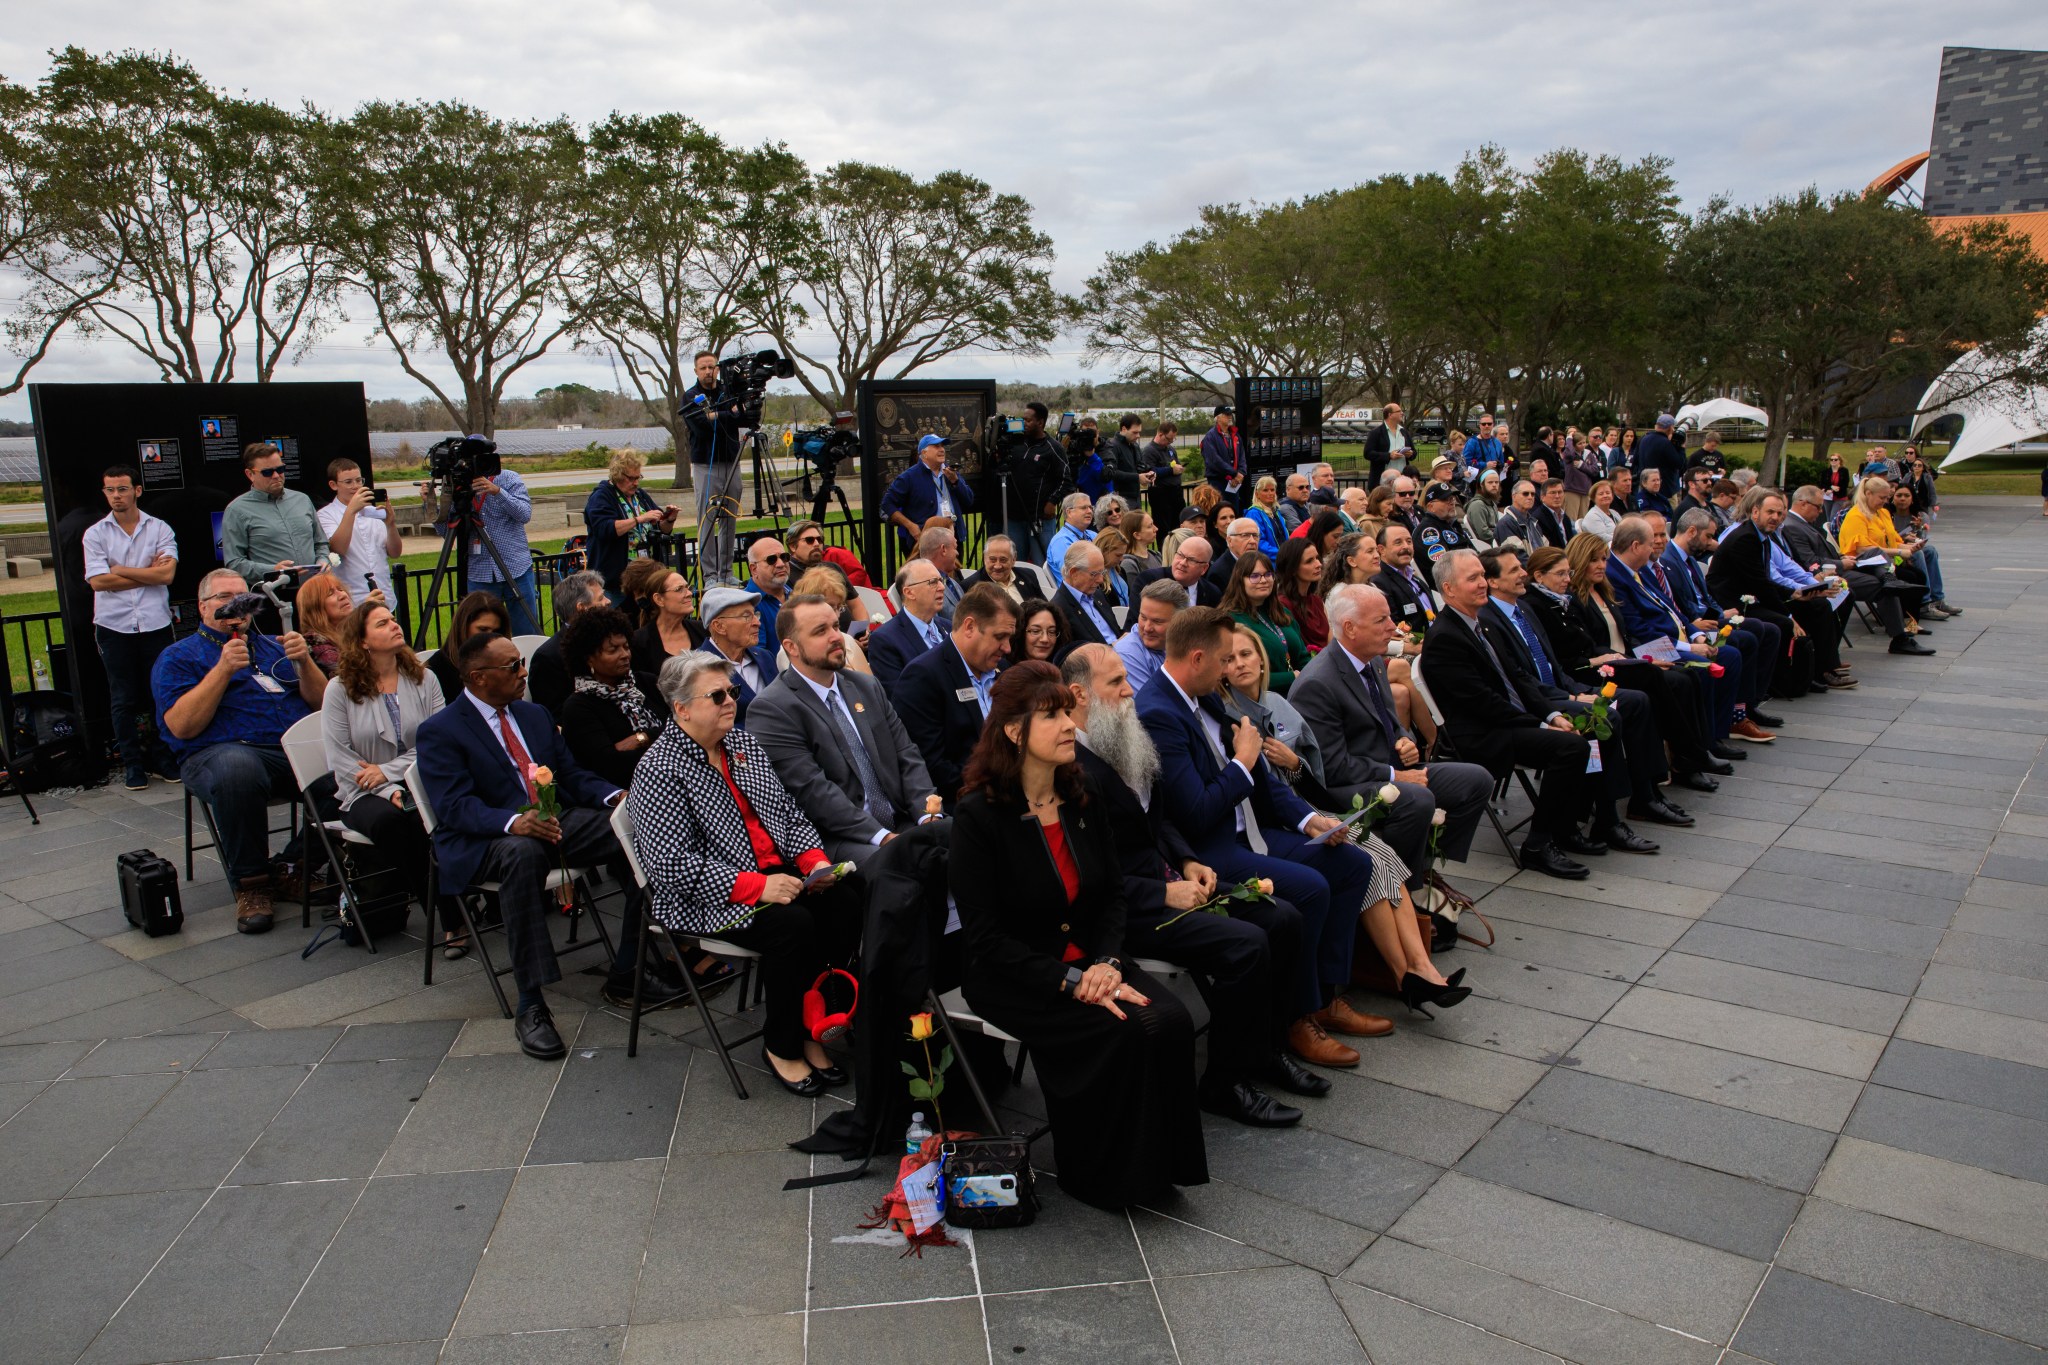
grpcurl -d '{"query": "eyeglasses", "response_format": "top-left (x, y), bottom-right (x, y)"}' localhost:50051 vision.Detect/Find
top-left (688, 687), bottom-right (736, 706)
top-left (201, 590), bottom-right (241, 605)
top-left (902, 576), bottom-right (943, 590)
top-left (471, 659), bottom-right (527, 675)
top-left (757, 553), bottom-right (788, 566)
top-left (1245, 570), bottom-right (1274, 581)
top-left (256, 465), bottom-right (285, 477)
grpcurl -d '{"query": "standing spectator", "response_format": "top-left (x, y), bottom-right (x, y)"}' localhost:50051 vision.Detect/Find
top-left (463, 453), bottom-right (540, 634)
top-left (1363, 402), bottom-right (1413, 489)
top-left (1002, 403), bottom-right (1067, 561)
top-left (582, 448), bottom-right (678, 599)
top-left (1462, 413), bottom-right (1506, 476)
top-left (1142, 420), bottom-right (1185, 525)
top-left (879, 433), bottom-right (973, 551)
top-left (318, 458), bottom-right (402, 606)
top-left (681, 348), bottom-right (748, 586)
top-left (1564, 435), bottom-right (1601, 517)
top-left (1200, 405), bottom-right (1244, 500)
top-left (153, 569), bottom-right (328, 933)
top-left (85, 465), bottom-right (180, 789)
top-left (1631, 413), bottom-right (1686, 502)
top-left (1102, 414), bottom-right (1148, 502)
top-left (221, 442), bottom-right (324, 588)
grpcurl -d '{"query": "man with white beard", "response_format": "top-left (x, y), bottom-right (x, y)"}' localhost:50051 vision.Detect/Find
top-left (1061, 643), bottom-right (1324, 1127)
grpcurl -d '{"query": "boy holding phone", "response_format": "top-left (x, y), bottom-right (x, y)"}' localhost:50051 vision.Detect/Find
top-left (319, 457), bottom-right (403, 605)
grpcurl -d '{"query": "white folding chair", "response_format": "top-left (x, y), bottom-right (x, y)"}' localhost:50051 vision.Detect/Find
top-left (854, 585), bottom-right (894, 620)
top-left (512, 634), bottom-right (549, 701)
top-left (1110, 603), bottom-right (1129, 632)
top-left (405, 765), bottom-right (617, 1017)
top-left (281, 714), bottom-right (407, 952)
top-left (1016, 561), bottom-right (1057, 598)
top-left (609, 801), bottom-right (765, 1096)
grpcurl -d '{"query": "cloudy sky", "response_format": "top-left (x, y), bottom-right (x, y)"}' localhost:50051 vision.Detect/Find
top-left (2, 2), bottom-right (2041, 422)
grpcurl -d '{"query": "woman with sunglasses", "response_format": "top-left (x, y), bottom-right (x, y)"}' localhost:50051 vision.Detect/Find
top-left (582, 448), bottom-right (679, 598)
top-left (628, 652), bottom-right (862, 1096)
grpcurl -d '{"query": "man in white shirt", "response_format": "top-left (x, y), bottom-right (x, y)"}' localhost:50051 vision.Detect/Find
top-left (317, 458), bottom-right (402, 605)
top-left (83, 464), bottom-right (179, 788)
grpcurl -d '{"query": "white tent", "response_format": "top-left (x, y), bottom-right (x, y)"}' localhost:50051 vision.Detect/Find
top-left (1674, 398), bottom-right (1770, 430)
top-left (1911, 320), bottom-right (2048, 469)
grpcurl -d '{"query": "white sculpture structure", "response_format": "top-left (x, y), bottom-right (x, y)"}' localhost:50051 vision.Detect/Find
top-left (1911, 319), bottom-right (2048, 469)
top-left (1674, 398), bottom-right (1770, 431)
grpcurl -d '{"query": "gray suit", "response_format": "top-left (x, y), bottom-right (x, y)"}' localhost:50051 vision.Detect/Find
top-left (747, 667), bottom-right (936, 867)
top-left (1289, 642), bottom-right (1491, 888)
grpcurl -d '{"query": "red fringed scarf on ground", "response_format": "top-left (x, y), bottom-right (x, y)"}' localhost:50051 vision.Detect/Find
top-left (858, 1130), bottom-right (979, 1256)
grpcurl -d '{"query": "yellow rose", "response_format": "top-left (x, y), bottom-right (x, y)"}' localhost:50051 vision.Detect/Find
top-left (529, 764), bottom-right (554, 787)
top-left (1600, 681), bottom-right (1618, 700)
top-left (908, 1012), bottom-right (936, 1042)
top-left (1256, 878), bottom-right (1275, 897)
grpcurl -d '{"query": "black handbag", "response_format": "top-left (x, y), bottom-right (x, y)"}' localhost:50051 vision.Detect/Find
top-left (939, 1134), bottom-right (1039, 1229)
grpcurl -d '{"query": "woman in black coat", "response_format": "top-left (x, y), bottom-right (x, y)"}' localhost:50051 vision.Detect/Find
top-left (949, 661), bottom-right (1206, 1211)
top-left (557, 606), bottom-right (664, 791)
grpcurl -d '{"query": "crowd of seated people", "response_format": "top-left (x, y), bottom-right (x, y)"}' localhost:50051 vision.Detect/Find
top-left (143, 427), bottom-right (1963, 1220)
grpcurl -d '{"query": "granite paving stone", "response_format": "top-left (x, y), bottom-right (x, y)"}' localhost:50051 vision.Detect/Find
top-left (0, 1189), bottom-right (209, 1363)
top-left (806, 1298), bottom-right (988, 1365)
top-left (375, 1050), bottom-right (562, 1175)
top-left (1129, 1209), bottom-right (1291, 1277)
top-left (451, 1159), bottom-right (662, 1336)
top-left (1918, 960), bottom-right (2048, 1024)
top-left (1869, 1037), bottom-right (2048, 1121)
top-left (73, 1063), bottom-right (309, 1196)
top-left (983, 1283), bottom-right (1179, 1364)
top-left (0, 1071), bottom-right (182, 1202)
top-left (1140, 1179), bottom-right (1377, 1277)
top-left (1599, 988), bottom-right (1886, 1079)
top-left (1844, 1084), bottom-right (2048, 1184)
top-left (1704, 892), bottom-right (1947, 959)
top-left (1668, 919), bottom-right (1929, 994)
top-left (1331, 1279), bottom-right (1567, 1364)
top-left (1200, 1119), bottom-right (1439, 1231)
top-left (1732, 1267), bottom-right (2045, 1365)
top-left (1156, 1265), bottom-right (1369, 1364)
top-left (1453, 1115), bottom-right (1802, 1260)
top-left (524, 1042), bottom-right (687, 1165)
top-left (1300, 1068), bottom-right (1502, 1168)
top-left (229, 1057), bottom-right (441, 1184)
top-left (632, 1147), bottom-right (811, 1323)
top-left (1639, 952), bottom-right (1912, 1035)
top-left (1776, 1199), bottom-right (2048, 1349)
top-left (1897, 998), bottom-right (2048, 1069)
top-left (1812, 1136), bottom-right (2048, 1261)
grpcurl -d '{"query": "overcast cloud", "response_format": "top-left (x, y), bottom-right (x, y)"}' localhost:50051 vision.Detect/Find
top-left (1, 1), bottom-right (2040, 420)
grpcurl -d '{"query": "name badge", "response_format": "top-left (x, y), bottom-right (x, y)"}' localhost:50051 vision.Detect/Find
top-left (252, 671), bottom-right (286, 694)
top-left (954, 686), bottom-right (979, 703)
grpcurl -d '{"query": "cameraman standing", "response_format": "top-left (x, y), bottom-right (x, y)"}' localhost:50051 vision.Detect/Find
top-left (462, 459), bottom-right (539, 634)
top-left (682, 349), bottom-right (747, 586)
top-left (1004, 401), bottom-right (1067, 563)
top-left (1142, 419), bottom-right (1185, 527)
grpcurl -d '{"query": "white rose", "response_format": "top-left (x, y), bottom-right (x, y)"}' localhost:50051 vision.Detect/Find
top-left (1431, 808), bottom-right (1448, 826)
top-left (1378, 783), bottom-right (1401, 805)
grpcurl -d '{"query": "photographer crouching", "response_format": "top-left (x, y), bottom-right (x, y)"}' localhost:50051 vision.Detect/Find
top-left (150, 569), bottom-right (334, 934)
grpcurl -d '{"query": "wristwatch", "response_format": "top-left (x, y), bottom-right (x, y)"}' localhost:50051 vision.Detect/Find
top-left (1093, 956), bottom-right (1123, 972)
top-left (1060, 966), bottom-right (1084, 993)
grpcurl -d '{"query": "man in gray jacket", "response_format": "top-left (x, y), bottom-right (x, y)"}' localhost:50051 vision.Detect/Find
top-left (749, 595), bottom-right (937, 867)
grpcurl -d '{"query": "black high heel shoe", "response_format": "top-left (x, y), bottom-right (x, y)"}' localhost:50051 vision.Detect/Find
top-left (762, 1045), bottom-right (826, 1097)
top-left (1400, 973), bottom-right (1474, 1020)
top-left (1444, 968), bottom-right (1466, 989)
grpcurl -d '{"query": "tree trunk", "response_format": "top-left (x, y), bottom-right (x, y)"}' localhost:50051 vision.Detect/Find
top-left (662, 416), bottom-right (695, 490)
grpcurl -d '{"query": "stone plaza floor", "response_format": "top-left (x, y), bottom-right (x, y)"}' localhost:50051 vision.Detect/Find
top-left (2, 496), bottom-right (2047, 1363)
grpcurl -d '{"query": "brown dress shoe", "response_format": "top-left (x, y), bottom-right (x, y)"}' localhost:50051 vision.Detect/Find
top-left (1287, 1017), bottom-right (1360, 1068)
top-left (235, 886), bottom-right (275, 935)
top-left (1730, 718), bottom-right (1776, 743)
top-left (1315, 998), bottom-right (1396, 1038)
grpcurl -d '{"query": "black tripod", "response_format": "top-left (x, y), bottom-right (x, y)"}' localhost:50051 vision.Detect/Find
top-left (413, 485), bottom-right (531, 648)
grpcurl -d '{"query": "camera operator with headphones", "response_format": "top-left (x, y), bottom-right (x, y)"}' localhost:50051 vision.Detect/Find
top-left (683, 349), bottom-right (749, 587)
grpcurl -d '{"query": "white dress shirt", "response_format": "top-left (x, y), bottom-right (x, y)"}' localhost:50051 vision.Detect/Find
top-left (82, 510), bottom-right (177, 632)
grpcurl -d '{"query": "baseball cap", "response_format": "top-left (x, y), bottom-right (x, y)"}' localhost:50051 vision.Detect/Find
top-left (1655, 413), bottom-right (1676, 430)
top-left (1214, 404), bottom-right (1234, 416)
top-left (1423, 482), bottom-right (1457, 504)
top-left (917, 434), bottom-right (945, 452)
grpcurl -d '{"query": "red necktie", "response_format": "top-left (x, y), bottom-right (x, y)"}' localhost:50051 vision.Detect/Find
top-left (497, 709), bottom-right (539, 803)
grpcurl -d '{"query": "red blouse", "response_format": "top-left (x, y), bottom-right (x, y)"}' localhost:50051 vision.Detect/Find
top-left (716, 759), bottom-right (827, 907)
top-left (1043, 817), bottom-right (1081, 903)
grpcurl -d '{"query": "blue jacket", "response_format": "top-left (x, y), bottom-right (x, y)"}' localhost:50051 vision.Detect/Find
top-left (1462, 435), bottom-right (1505, 472)
top-left (865, 609), bottom-right (951, 691)
top-left (1605, 554), bottom-right (1691, 647)
top-left (878, 462), bottom-right (974, 547)
top-left (1200, 427), bottom-right (1244, 486)
top-left (415, 696), bottom-right (621, 897)
top-left (1658, 542), bottom-right (1722, 621)
top-left (1134, 668), bottom-right (1310, 859)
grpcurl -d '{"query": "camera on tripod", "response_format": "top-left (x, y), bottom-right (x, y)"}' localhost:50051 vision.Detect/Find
top-left (425, 435), bottom-right (502, 497)
top-left (689, 347), bottom-right (797, 425)
top-left (985, 413), bottom-right (1027, 472)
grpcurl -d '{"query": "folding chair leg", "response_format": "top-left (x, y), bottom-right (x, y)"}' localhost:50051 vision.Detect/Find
top-left (628, 914), bottom-right (649, 1059)
top-left (458, 893), bottom-right (515, 1019)
top-left (681, 936), bottom-right (753, 1100)
top-left (925, 988), bottom-right (1007, 1134)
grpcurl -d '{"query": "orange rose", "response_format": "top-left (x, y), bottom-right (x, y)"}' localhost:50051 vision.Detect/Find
top-left (908, 1012), bottom-right (936, 1042)
top-left (529, 764), bottom-right (554, 787)
top-left (1600, 681), bottom-right (1618, 700)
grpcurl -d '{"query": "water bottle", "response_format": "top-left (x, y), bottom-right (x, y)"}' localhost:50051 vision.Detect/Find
top-left (904, 1111), bottom-right (933, 1154)
top-left (31, 657), bottom-right (50, 691)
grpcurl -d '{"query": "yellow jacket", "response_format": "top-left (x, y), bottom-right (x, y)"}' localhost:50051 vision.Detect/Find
top-left (1837, 503), bottom-right (1902, 559)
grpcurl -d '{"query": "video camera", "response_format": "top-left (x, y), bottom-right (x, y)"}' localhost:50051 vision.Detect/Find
top-left (688, 347), bottom-right (797, 425)
top-left (425, 435), bottom-right (502, 496)
top-left (789, 423), bottom-right (859, 478)
top-left (984, 413), bottom-right (1027, 473)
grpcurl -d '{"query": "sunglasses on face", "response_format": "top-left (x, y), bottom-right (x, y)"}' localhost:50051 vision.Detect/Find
top-left (689, 687), bottom-right (737, 706)
top-left (472, 659), bottom-right (527, 676)
top-left (757, 553), bottom-right (788, 566)
top-left (256, 465), bottom-right (285, 477)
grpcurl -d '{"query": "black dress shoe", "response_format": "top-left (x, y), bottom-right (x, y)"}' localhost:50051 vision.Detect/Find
top-left (1699, 756), bottom-right (1735, 776)
top-left (1675, 770), bottom-right (1721, 792)
top-left (762, 1045), bottom-right (826, 1097)
top-left (601, 976), bottom-right (690, 1012)
top-left (1889, 636), bottom-right (1936, 656)
top-left (1255, 1052), bottom-right (1333, 1097)
top-left (813, 1063), bottom-right (850, 1087)
top-left (1709, 742), bottom-right (1748, 762)
top-left (1748, 709), bottom-right (1786, 728)
top-left (1522, 843), bottom-right (1590, 880)
top-left (1630, 798), bottom-right (1695, 827)
top-left (516, 1004), bottom-right (566, 1061)
top-left (1602, 822), bottom-right (1661, 854)
top-left (1199, 1081), bottom-right (1302, 1128)
top-left (1555, 829), bottom-right (1608, 857)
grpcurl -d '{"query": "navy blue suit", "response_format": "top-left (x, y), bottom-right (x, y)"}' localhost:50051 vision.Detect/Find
top-left (1661, 542), bottom-right (1777, 705)
top-left (416, 696), bottom-right (634, 997)
top-left (1135, 668), bottom-right (1375, 1018)
top-left (696, 642), bottom-right (777, 725)
top-left (878, 462), bottom-right (974, 548)
top-left (865, 609), bottom-right (950, 691)
top-left (1606, 555), bottom-right (1742, 740)
top-left (891, 640), bottom-right (985, 805)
